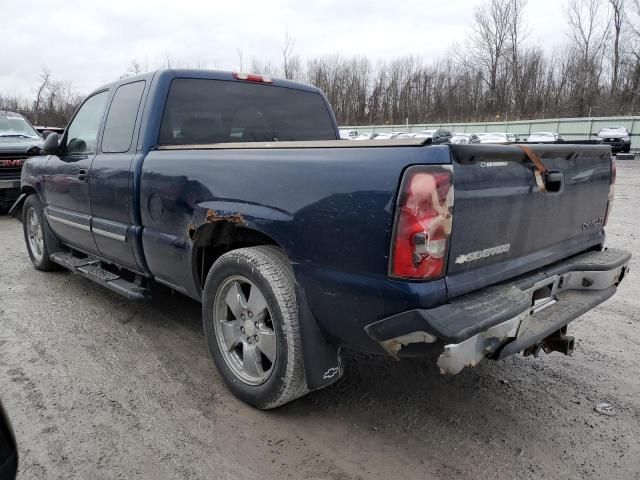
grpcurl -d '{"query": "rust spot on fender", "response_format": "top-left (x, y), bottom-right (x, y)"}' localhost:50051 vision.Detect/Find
top-left (205, 209), bottom-right (246, 226)
top-left (188, 209), bottom-right (247, 242)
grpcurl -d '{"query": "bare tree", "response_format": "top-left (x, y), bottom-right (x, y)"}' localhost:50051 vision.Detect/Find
top-left (608, 0), bottom-right (625, 93)
top-left (565, 0), bottom-right (611, 114)
top-left (508, 0), bottom-right (530, 115)
top-left (237, 48), bottom-right (244, 72)
top-left (120, 59), bottom-right (143, 79)
top-left (466, 0), bottom-right (514, 111)
top-left (33, 67), bottom-right (50, 125)
top-left (282, 31), bottom-right (296, 79)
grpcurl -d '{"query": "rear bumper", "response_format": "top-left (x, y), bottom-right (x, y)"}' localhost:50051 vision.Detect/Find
top-left (364, 248), bottom-right (631, 373)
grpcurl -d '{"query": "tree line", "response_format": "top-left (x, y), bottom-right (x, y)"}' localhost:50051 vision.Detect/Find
top-left (2, 0), bottom-right (639, 128)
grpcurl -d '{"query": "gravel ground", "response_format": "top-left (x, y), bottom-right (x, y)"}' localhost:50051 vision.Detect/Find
top-left (1, 161), bottom-right (639, 480)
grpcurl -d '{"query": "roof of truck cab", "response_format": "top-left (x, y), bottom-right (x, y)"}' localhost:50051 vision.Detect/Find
top-left (88, 69), bottom-right (324, 96)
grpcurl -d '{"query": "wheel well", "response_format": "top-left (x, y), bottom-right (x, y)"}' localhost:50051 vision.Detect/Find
top-left (193, 221), bottom-right (280, 292)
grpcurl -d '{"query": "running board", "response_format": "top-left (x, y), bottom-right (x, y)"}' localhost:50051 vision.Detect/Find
top-left (50, 252), bottom-right (149, 301)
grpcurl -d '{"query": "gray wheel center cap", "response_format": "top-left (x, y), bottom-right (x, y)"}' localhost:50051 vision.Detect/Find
top-left (244, 317), bottom-right (256, 336)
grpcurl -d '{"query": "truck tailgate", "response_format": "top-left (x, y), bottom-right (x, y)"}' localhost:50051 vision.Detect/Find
top-left (446, 144), bottom-right (612, 298)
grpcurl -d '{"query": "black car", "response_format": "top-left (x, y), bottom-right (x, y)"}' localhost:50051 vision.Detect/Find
top-left (0, 112), bottom-right (42, 212)
top-left (596, 126), bottom-right (632, 154)
top-left (431, 128), bottom-right (453, 144)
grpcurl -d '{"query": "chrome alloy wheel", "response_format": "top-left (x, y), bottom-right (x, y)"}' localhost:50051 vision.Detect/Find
top-left (26, 207), bottom-right (44, 263)
top-left (213, 275), bottom-right (277, 385)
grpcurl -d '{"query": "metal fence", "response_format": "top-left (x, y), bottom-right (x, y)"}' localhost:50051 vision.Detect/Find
top-left (342, 116), bottom-right (640, 151)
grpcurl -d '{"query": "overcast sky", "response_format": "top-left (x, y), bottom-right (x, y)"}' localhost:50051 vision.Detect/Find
top-left (1, 0), bottom-right (569, 97)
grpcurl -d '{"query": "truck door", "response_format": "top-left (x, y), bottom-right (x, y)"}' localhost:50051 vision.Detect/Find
top-left (89, 80), bottom-right (147, 272)
top-left (44, 91), bottom-right (109, 255)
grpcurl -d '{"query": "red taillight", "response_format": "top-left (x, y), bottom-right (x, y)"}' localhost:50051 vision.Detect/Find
top-left (232, 72), bottom-right (273, 83)
top-left (604, 156), bottom-right (616, 226)
top-left (389, 166), bottom-right (454, 279)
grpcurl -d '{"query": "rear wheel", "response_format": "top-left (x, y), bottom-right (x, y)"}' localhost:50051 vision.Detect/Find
top-left (202, 246), bottom-right (307, 409)
top-left (22, 195), bottom-right (61, 271)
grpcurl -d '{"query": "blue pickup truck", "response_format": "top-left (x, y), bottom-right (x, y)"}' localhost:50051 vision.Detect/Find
top-left (11, 69), bottom-right (631, 408)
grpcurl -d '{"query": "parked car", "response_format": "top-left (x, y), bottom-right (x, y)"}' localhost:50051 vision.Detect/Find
top-left (372, 132), bottom-right (398, 140)
top-left (431, 128), bottom-right (452, 144)
top-left (353, 132), bottom-right (376, 140)
top-left (418, 129), bottom-right (437, 137)
top-left (596, 127), bottom-right (631, 154)
top-left (12, 69), bottom-right (630, 409)
top-left (34, 126), bottom-right (65, 138)
top-left (475, 132), bottom-right (511, 144)
top-left (0, 111), bottom-right (42, 212)
top-left (450, 133), bottom-right (472, 144)
top-left (339, 129), bottom-right (358, 140)
top-left (528, 132), bottom-right (561, 143)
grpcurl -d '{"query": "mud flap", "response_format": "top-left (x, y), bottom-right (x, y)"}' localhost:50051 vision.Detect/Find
top-left (7, 193), bottom-right (26, 219)
top-left (295, 284), bottom-right (343, 390)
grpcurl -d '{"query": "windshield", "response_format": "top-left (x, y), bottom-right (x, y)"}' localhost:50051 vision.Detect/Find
top-left (0, 113), bottom-right (40, 139)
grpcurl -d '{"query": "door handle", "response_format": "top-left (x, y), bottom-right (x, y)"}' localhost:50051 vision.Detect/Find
top-left (78, 169), bottom-right (88, 183)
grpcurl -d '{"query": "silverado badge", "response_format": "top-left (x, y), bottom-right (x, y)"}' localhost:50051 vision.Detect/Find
top-left (455, 244), bottom-right (511, 264)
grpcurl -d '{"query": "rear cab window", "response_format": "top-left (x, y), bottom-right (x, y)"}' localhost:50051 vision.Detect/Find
top-left (158, 78), bottom-right (337, 145)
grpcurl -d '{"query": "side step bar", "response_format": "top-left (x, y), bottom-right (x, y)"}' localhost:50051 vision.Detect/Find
top-left (51, 253), bottom-right (149, 301)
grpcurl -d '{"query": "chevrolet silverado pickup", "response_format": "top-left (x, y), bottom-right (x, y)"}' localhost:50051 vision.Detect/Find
top-left (0, 112), bottom-right (42, 212)
top-left (11, 69), bottom-right (631, 409)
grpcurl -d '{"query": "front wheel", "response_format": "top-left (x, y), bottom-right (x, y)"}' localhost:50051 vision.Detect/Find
top-left (22, 195), bottom-right (61, 271)
top-left (202, 246), bottom-right (307, 409)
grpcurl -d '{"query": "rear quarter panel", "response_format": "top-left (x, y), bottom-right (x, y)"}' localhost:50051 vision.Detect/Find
top-left (139, 145), bottom-right (452, 350)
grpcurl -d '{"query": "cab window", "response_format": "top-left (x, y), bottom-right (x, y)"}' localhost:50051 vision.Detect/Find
top-left (102, 81), bottom-right (146, 153)
top-left (65, 91), bottom-right (109, 154)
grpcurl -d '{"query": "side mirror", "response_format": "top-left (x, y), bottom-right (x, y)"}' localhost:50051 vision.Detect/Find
top-left (42, 132), bottom-right (60, 154)
top-left (41, 130), bottom-right (54, 139)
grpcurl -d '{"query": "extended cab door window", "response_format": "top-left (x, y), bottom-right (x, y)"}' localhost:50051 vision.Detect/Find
top-left (65, 91), bottom-right (109, 154)
top-left (102, 81), bottom-right (146, 153)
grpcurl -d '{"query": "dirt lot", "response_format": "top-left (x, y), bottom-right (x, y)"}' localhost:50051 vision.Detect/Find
top-left (1, 162), bottom-right (639, 480)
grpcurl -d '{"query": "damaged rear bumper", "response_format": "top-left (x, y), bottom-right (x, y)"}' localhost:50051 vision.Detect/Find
top-left (364, 248), bottom-right (631, 374)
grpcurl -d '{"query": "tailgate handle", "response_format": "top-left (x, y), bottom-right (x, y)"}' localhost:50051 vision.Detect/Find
top-left (517, 145), bottom-right (549, 192)
top-left (545, 170), bottom-right (564, 193)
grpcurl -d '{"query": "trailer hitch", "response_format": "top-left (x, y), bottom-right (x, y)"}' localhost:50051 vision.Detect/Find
top-left (523, 326), bottom-right (575, 358)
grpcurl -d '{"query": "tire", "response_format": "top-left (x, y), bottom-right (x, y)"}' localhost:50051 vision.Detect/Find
top-left (22, 195), bottom-right (61, 271)
top-left (202, 246), bottom-right (308, 409)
